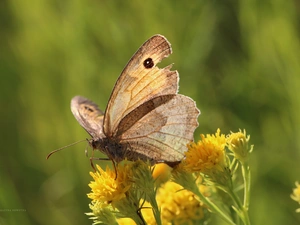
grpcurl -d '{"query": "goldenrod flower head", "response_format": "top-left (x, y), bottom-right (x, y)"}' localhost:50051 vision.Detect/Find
top-left (157, 181), bottom-right (205, 224)
top-left (291, 182), bottom-right (300, 213)
top-left (184, 129), bottom-right (227, 175)
top-left (227, 129), bottom-right (253, 163)
top-left (152, 163), bottom-right (172, 186)
top-left (87, 163), bottom-right (132, 207)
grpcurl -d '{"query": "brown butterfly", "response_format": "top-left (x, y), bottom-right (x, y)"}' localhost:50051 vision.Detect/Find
top-left (70, 34), bottom-right (200, 167)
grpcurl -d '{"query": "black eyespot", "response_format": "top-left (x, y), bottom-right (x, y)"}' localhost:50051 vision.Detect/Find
top-left (143, 58), bottom-right (154, 69)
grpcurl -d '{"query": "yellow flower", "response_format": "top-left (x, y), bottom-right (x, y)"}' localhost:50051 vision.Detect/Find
top-left (291, 182), bottom-right (300, 212)
top-left (157, 181), bottom-right (205, 224)
top-left (152, 163), bottom-right (172, 186)
top-left (87, 163), bottom-right (132, 207)
top-left (227, 129), bottom-right (253, 163)
top-left (117, 217), bottom-right (136, 225)
top-left (184, 129), bottom-right (227, 175)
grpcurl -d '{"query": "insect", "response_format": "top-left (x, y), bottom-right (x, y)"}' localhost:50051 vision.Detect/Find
top-left (70, 34), bottom-right (200, 167)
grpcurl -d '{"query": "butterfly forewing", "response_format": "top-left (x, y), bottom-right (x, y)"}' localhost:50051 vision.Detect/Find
top-left (104, 35), bottom-right (178, 137)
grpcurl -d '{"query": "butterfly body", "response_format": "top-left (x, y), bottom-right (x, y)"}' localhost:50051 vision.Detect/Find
top-left (71, 35), bottom-right (200, 167)
top-left (90, 137), bottom-right (127, 162)
top-left (90, 137), bottom-right (157, 165)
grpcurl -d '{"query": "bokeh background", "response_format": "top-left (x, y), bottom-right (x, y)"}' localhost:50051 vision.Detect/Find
top-left (1, 0), bottom-right (300, 224)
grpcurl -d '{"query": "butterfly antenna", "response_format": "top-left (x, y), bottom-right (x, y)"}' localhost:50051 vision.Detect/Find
top-left (46, 139), bottom-right (87, 159)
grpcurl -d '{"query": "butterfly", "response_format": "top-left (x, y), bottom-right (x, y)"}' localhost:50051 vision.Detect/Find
top-left (71, 34), bottom-right (200, 167)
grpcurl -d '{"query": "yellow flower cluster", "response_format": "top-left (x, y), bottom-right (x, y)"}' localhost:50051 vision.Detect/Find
top-left (117, 181), bottom-right (206, 225)
top-left (87, 161), bottom-right (207, 224)
top-left (86, 129), bottom-right (252, 224)
top-left (181, 129), bottom-right (252, 188)
top-left (157, 181), bottom-right (205, 225)
top-left (183, 129), bottom-right (251, 171)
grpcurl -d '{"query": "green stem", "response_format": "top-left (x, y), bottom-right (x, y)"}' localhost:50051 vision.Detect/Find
top-left (226, 187), bottom-right (250, 225)
top-left (242, 162), bottom-right (251, 210)
top-left (192, 186), bottom-right (236, 225)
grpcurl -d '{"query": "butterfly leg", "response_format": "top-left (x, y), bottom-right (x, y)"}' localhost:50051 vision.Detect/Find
top-left (89, 150), bottom-right (118, 179)
top-left (111, 160), bottom-right (118, 180)
top-left (89, 156), bottom-right (111, 172)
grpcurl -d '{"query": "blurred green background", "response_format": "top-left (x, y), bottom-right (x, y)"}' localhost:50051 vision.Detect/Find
top-left (1, 0), bottom-right (300, 224)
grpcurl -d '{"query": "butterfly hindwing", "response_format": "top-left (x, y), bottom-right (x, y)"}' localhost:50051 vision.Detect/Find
top-left (71, 96), bottom-right (104, 138)
top-left (118, 94), bottom-right (200, 162)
